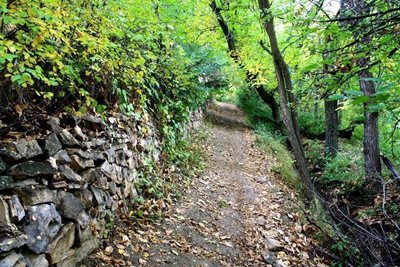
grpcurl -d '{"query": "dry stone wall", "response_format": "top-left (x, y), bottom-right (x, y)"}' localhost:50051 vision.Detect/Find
top-left (0, 112), bottom-right (163, 267)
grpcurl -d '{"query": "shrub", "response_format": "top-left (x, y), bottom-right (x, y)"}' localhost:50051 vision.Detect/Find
top-left (320, 149), bottom-right (365, 194)
top-left (298, 111), bottom-right (325, 138)
top-left (237, 88), bottom-right (274, 125)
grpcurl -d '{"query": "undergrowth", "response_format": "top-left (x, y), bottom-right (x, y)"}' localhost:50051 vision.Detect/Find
top-left (132, 124), bottom-right (208, 221)
top-left (254, 123), bottom-right (301, 189)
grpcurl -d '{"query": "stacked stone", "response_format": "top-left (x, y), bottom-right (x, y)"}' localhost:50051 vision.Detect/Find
top-left (0, 113), bottom-right (161, 267)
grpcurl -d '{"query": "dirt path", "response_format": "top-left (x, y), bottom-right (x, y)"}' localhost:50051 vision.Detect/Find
top-left (82, 102), bottom-right (326, 267)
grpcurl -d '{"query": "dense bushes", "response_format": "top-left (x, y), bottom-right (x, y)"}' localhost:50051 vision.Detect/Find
top-left (0, 0), bottom-right (230, 152)
top-left (0, 1), bottom-right (217, 111)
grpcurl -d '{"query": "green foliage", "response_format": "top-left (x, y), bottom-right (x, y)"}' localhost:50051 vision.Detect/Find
top-left (237, 88), bottom-right (274, 126)
top-left (0, 0), bottom-right (226, 122)
top-left (298, 111), bottom-right (325, 137)
top-left (303, 139), bottom-right (325, 167)
top-left (320, 148), bottom-right (365, 194)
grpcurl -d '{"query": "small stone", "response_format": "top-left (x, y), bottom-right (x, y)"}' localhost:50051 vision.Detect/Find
top-left (25, 253), bottom-right (49, 267)
top-left (100, 161), bottom-right (114, 179)
top-left (68, 183), bottom-right (84, 190)
top-left (16, 188), bottom-right (57, 206)
top-left (46, 223), bottom-right (75, 264)
top-left (47, 157), bottom-right (58, 169)
top-left (115, 150), bottom-right (127, 167)
top-left (74, 189), bottom-right (93, 209)
top-left (0, 176), bottom-right (13, 191)
top-left (123, 169), bottom-right (138, 183)
top-left (256, 216), bottom-right (266, 226)
top-left (0, 232), bottom-right (28, 253)
top-left (8, 179), bottom-right (39, 189)
top-left (59, 165), bottom-right (82, 182)
top-left (91, 186), bottom-right (107, 206)
top-left (0, 252), bottom-right (26, 267)
top-left (74, 125), bottom-right (88, 141)
top-left (262, 250), bottom-right (276, 264)
top-left (127, 156), bottom-right (136, 170)
top-left (45, 133), bottom-right (62, 157)
top-left (80, 168), bottom-right (100, 183)
top-left (9, 161), bottom-right (56, 179)
top-left (275, 259), bottom-right (288, 267)
top-left (76, 225), bottom-right (94, 245)
top-left (123, 180), bottom-right (138, 199)
top-left (57, 192), bottom-right (84, 220)
top-left (53, 150), bottom-right (71, 163)
top-left (104, 147), bottom-right (115, 163)
top-left (24, 204), bottom-right (62, 254)
top-left (80, 115), bottom-right (105, 128)
top-left (59, 129), bottom-right (79, 146)
top-left (84, 139), bottom-right (106, 149)
top-left (7, 195), bottom-right (25, 222)
top-left (0, 145), bottom-right (21, 161)
top-left (109, 117), bottom-right (118, 125)
top-left (66, 148), bottom-right (105, 162)
top-left (77, 211), bottom-right (90, 228)
top-left (14, 139), bottom-right (43, 159)
top-left (255, 176), bottom-right (268, 183)
top-left (57, 238), bottom-right (98, 267)
top-left (111, 200), bottom-right (118, 211)
top-left (96, 176), bottom-right (108, 190)
top-left (0, 157), bottom-right (6, 172)
top-left (47, 118), bottom-right (62, 133)
top-left (113, 165), bottom-right (123, 184)
top-left (70, 155), bottom-right (94, 170)
top-left (265, 237), bottom-right (284, 252)
top-left (0, 196), bottom-right (15, 231)
top-left (51, 180), bottom-right (68, 189)
top-left (109, 182), bottom-right (118, 196)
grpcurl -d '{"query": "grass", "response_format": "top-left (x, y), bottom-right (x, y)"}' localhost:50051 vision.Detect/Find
top-left (254, 123), bottom-right (302, 191)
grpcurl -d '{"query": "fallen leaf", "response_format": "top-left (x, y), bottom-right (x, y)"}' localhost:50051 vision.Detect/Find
top-left (104, 246), bottom-right (113, 255)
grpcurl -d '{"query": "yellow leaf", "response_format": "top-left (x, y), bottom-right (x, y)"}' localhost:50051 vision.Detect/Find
top-left (9, 46), bottom-right (16, 53)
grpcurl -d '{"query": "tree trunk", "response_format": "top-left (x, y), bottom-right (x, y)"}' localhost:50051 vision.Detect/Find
top-left (359, 58), bottom-right (381, 178)
top-left (210, 0), bottom-right (281, 128)
top-left (258, 0), bottom-right (314, 200)
top-left (323, 52), bottom-right (339, 158)
top-left (340, 0), bottom-right (381, 179)
top-left (324, 99), bottom-right (339, 157)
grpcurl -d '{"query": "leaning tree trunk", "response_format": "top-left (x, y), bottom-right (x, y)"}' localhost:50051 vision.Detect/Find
top-left (258, 0), bottom-right (314, 200)
top-left (210, 0), bottom-right (281, 128)
top-left (254, 85), bottom-right (280, 125)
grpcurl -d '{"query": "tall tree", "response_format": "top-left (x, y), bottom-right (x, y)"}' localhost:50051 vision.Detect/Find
top-left (210, 0), bottom-right (281, 127)
top-left (323, 50), bottom-right (339, 158)
top-left (340, 0), bottom-right (381, 180)
top-left (257, 0), bottom-right (314, 200)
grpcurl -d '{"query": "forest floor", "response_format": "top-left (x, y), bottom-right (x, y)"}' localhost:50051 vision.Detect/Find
top-left (81, 102), bottom-right (328, 267)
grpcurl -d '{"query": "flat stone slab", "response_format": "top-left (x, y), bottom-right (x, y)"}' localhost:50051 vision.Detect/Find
top-left (9, 161), bottom-right (56, 179)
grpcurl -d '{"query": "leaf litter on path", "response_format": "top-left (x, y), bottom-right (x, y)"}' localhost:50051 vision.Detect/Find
top-left (79, 102), bottom-right (328, 267)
